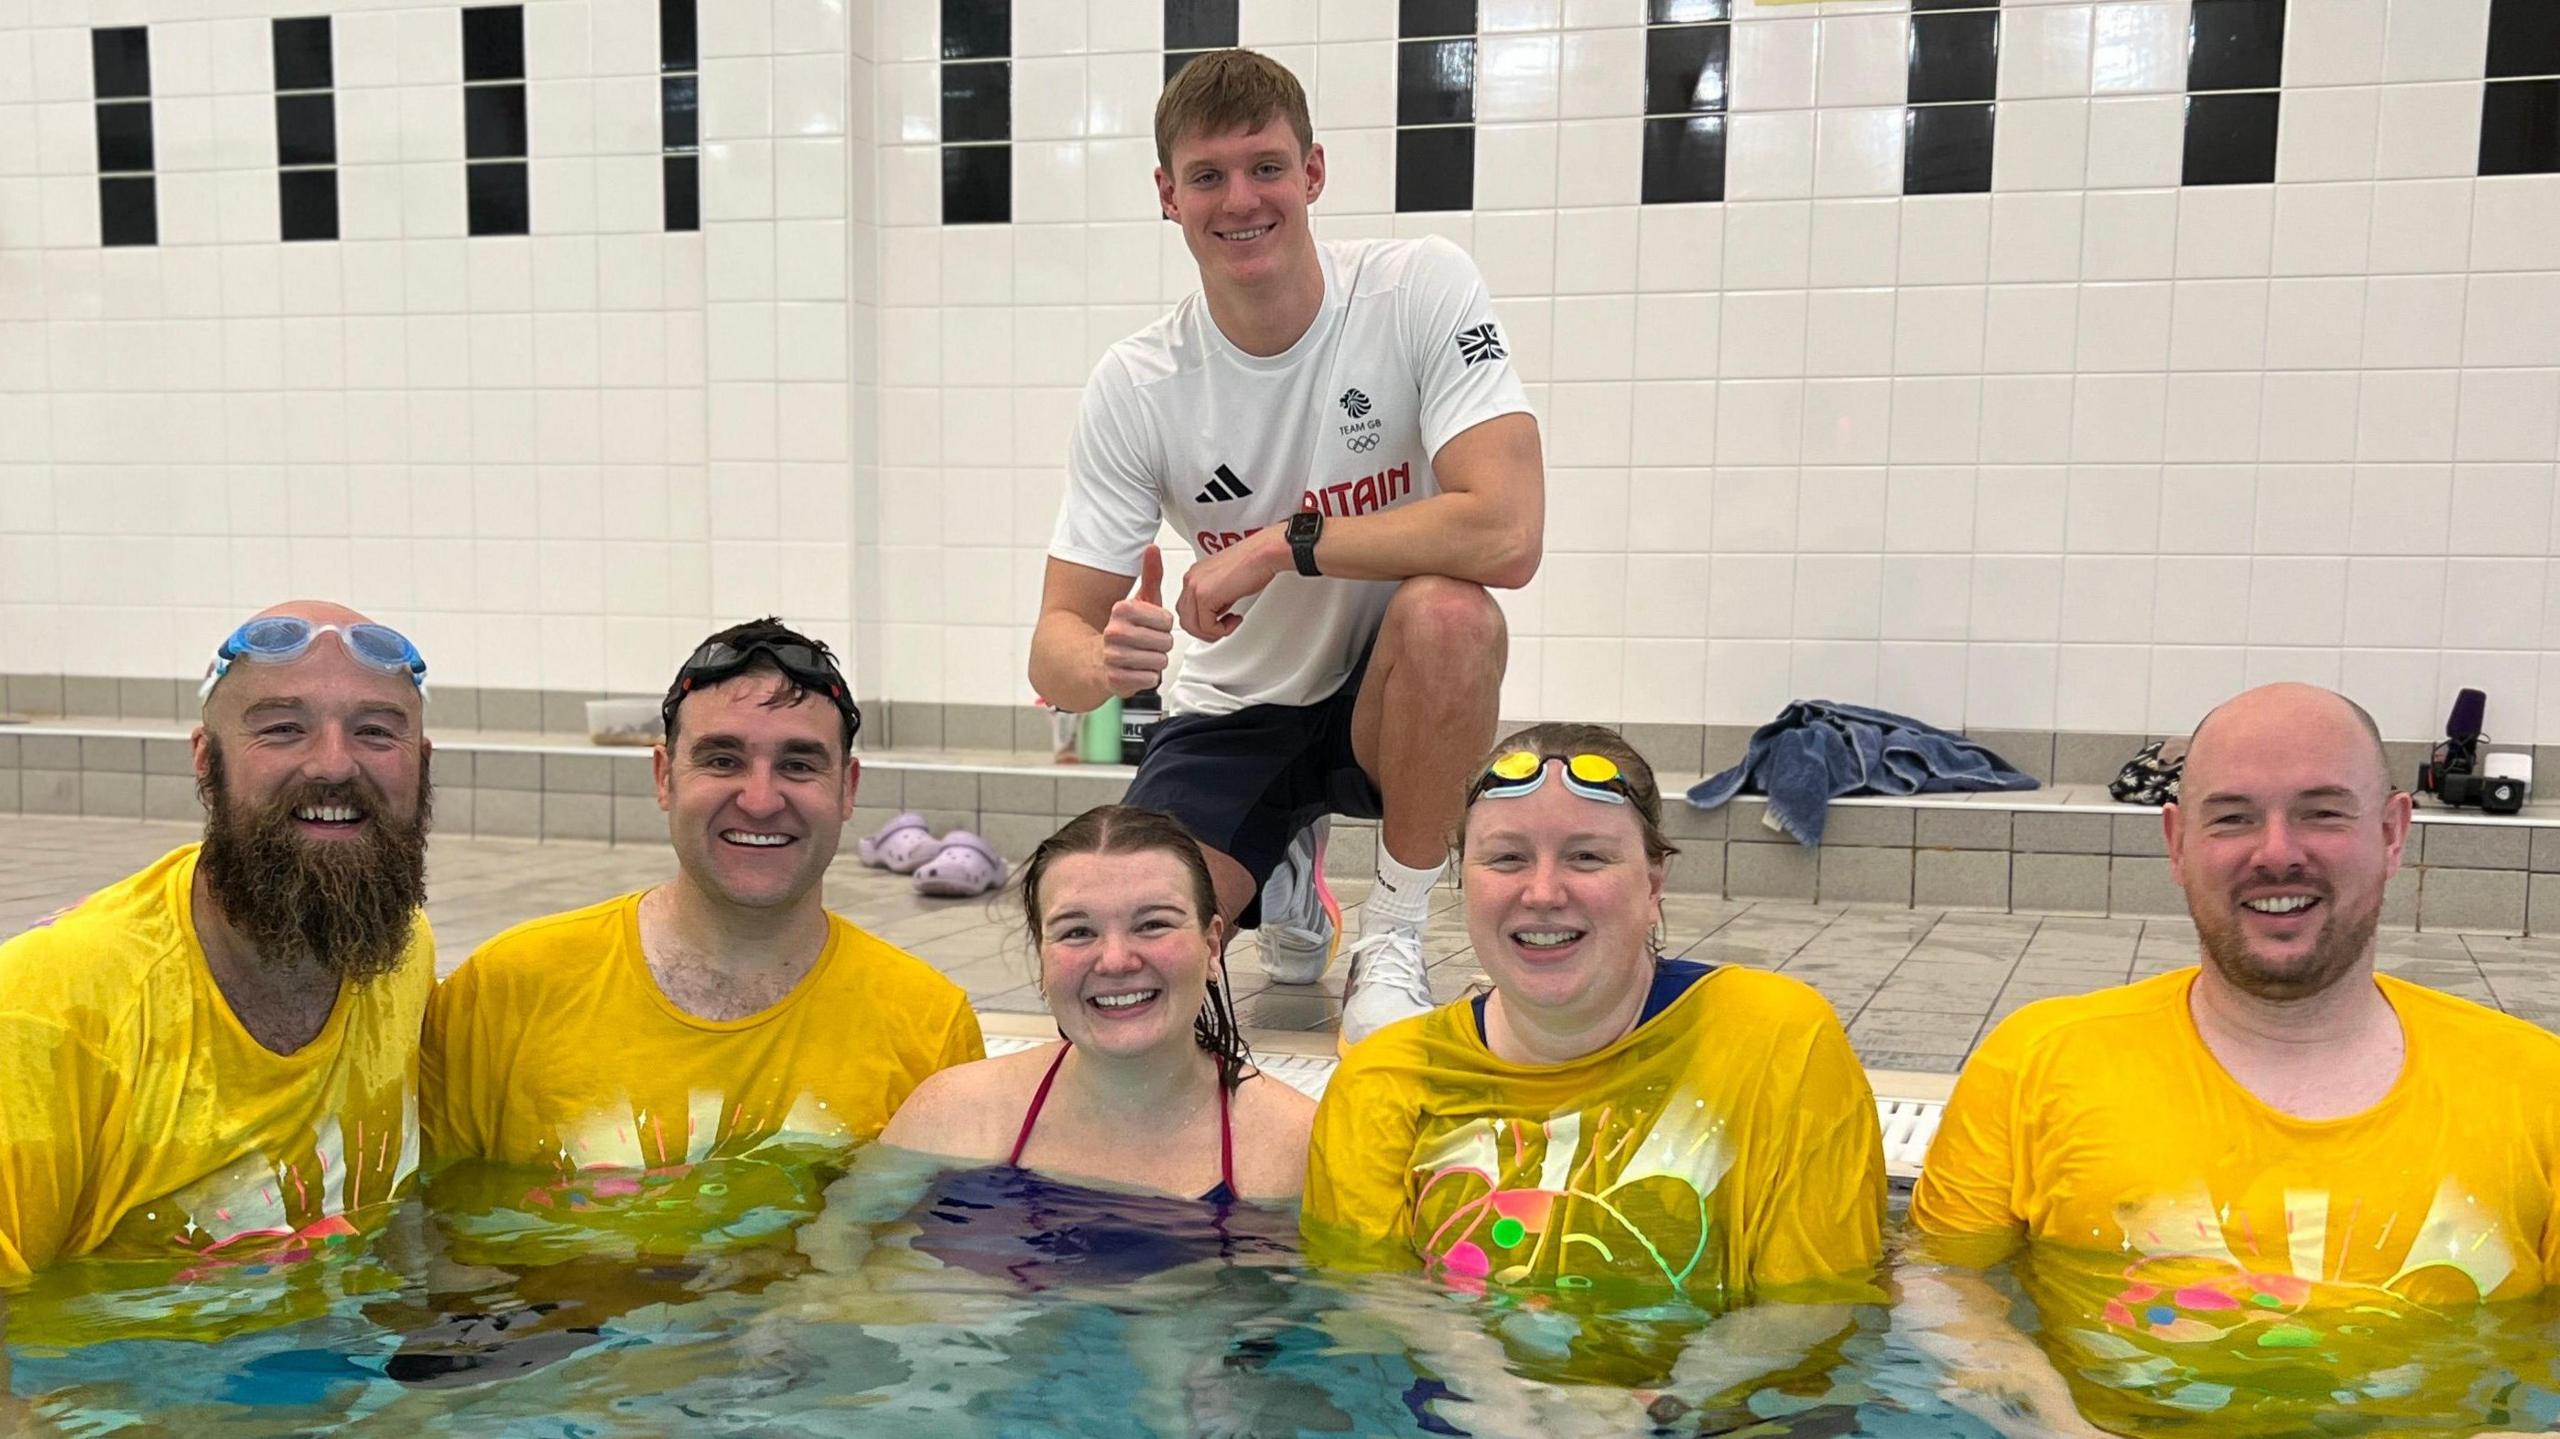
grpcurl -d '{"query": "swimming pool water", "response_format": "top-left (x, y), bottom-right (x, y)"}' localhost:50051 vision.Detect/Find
top-left (5, 1163), bottom-right (2556, 1438)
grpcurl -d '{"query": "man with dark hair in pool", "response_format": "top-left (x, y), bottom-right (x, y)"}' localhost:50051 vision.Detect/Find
top-left (396, 618), bottom-right (982, 1382)
top-left (1903, 682), bottom-right (2560, 1438)
top-left (417, 618), bottom-right (980, 1234)
top-left (0, 600), bottom-right (437, 1283)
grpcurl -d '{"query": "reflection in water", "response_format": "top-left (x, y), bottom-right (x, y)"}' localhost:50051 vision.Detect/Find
top-left (4, 1164), bottom-right (2553, 1436)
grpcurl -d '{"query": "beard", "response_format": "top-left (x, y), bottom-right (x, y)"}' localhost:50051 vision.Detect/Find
top-left (2193, 879), bottom-right (2381, 1004)
top-left (196, 740), bottom-right (433, 985)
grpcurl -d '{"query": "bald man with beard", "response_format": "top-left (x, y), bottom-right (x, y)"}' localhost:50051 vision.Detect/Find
top-left (1901, 683), bottom-right (2560, 1438)
top-left (0, 600), bottom-right (436, 1282)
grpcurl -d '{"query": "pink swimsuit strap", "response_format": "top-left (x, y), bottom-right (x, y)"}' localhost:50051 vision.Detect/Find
top-left (1006, 1042), bottom-right (1238, 1194)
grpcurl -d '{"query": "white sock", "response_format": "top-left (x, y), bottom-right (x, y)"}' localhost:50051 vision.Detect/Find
top-left (1360, 849), bottom-right (1443, 934)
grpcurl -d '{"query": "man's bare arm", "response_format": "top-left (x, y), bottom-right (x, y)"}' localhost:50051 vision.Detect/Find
top-left (1174, 413), bottom-right (1544, 640)
top-left (1895, 1261), bottom-right (2121, 1439)
top-left (1030, 555), bottom-right (1167, 714)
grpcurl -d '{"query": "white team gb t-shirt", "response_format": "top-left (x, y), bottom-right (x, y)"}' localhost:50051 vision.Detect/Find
top-left (1050, 236), bottom-right (1533, 718)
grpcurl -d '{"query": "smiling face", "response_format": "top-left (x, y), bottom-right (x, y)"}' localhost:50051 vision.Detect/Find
top-left (656, 671), bottom-right (856, 912)
top-left (2167, 685), bottom-right (2412, 1003)
top-left (1037, 849), bottom-right (1224, 1059)
top-left (1461, 762), bottom-right (1668, 1030)
top-left (1156, 118), bottom-right (1324, 299)
top-left (191, 602), bottom-right (432, 980)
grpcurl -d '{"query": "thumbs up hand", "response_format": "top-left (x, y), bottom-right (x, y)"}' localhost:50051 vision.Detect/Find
top-left (1101, 545), bottom-right (1175, 697)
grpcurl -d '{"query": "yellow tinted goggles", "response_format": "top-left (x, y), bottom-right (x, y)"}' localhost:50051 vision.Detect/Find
top-left (1470, 751), bottom-right (1633, 806)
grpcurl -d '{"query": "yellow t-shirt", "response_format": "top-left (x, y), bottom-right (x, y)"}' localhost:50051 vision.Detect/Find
top-left (1912, 967), bottom-right (2560, 1430)
top-left (1304, 966), bottom-right (1885, 1308)
top-left (421, 890), bottom-right (982, 1191)
top-left (0, 844), bottom-right (434, 1283)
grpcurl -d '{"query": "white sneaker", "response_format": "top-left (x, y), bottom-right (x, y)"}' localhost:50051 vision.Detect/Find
top-left (1338, 926), bottom-right (1435, 1050)
top-left (1256, 818), bottom-right (1340, 985)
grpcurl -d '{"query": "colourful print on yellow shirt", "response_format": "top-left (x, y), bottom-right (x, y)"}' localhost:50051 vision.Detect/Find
top-left (1912, 968), bottom-right (2560, 1430)
top-left (1304, 966), bottom-right (1884, 1308)
top-left (419, 891), bottom-right (983, 1259)
top-left (0, 845), bottom-right (433, 1284)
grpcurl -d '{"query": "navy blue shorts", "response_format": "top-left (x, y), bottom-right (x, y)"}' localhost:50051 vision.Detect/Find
top-left (1120, 649), bottom-right (1382, 928)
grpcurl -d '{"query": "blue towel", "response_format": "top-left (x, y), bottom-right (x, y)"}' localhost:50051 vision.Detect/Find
top-left (1685, 700), bottom-right (2038, 846)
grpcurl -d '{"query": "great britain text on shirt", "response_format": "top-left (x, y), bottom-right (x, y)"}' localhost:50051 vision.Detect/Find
top-left (1196, 462), bottom-right (1415, 553)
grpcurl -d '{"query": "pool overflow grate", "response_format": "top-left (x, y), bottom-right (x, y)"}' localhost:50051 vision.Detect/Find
top-left (982, 1034), bottom-right (1944, 1177)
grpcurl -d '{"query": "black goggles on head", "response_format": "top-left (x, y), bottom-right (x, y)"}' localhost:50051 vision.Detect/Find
top-left (661, 638), bottom-right (862, 748)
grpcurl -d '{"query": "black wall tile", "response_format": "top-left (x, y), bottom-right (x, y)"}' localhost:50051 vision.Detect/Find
top-left (1645, 22), bottom-right (1729, 115)
top-left (1911, 0), bottom-right (1998, 9)
top-left (99, 175), bottom-right (156, 245)
top-left (661, 0), bottom-right (697, 71)
top-left (94, 102), bottom-right (154, 173)
top-left (1399, 0), bottom-right (1476, 38)
top-left (1648, 0), bottom-right (1730, 21)
top-left (1909, 10), bottom-right (1999, 104)
top-left (2182, 90), bottom-right (2279, 184)
top-left (1395, 125), bottom-right (1473, 211)
top-left (467, 160), bottom-right (529, 234)
top-left (942, 0), bottom-right (1009, 60)
top-left (942, 61), bottom-right (1011, 143)
top-left (1641, 112), bottom-right (1724, 203)
top-left (1905, 100), bottom-right (1995, 193)
top-left (1165, 0), bottom-right (1239, 51)
top-left (276, 92), bottom-right (336, 165)
top-left (2481, 78), bottom-right (2560, 174)
top-left (91, 28), bottom-right (150, 100)
top-left (272, 17), bottom-right (333, 91)
top-left (943, 143), bottom-right (1010, 224)
top-left (662, 73), bottom-right (698, 149)
top-left (462, 7), bottom-right (525, 83)
top-left (664, 152), bottom-right (700, 229)
top-left (465, 83), bottom-right (528, 159)
top-left (1166, 48), bottom-right (1199, 82)
top-left (1397, 38), bottom-right (1476, 126)
top-left (280, 167), bottom-right (338, 241)
top-left (2488, 0), bottom-right (2560, 79)
top-left (2188, 0), bottom-right (2285, 92)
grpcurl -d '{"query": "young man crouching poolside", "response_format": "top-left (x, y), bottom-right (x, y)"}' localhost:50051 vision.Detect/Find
top-left (1031, 49), bottom-right (1543, 1049)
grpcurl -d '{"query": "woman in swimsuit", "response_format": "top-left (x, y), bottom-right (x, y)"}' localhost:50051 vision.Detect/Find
top-left (877, 804), bottom-right (1313, 1203)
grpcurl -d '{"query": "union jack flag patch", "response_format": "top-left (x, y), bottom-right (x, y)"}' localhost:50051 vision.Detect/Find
top-left (1454, 323), bottom-right (1505, 367)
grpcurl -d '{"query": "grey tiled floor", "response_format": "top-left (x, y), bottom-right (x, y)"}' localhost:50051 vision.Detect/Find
top-left (6, 815), bottom-right (2558, 1074)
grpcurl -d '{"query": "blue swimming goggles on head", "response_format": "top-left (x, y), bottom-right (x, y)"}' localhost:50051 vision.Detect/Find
top-left (198, 616), bottom-right (429, 700)
top-left (1468, 750), bottom-right (1635, 806)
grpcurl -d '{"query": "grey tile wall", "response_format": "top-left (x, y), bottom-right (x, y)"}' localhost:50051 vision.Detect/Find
top-left (6, 715), bottom-right (2560, 933)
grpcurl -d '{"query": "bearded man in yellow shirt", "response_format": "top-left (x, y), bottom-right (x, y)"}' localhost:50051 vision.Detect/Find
top-left (1906, 682), bottom-right (2560, 1438)
top-left (0, 601), bottom-right (438, 1284)
top-left (420, 618), bottom-right (982, 1228)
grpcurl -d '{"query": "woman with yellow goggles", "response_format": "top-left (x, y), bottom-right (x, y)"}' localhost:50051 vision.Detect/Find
top-left (1303, 721), bottom-right (1885, 1391)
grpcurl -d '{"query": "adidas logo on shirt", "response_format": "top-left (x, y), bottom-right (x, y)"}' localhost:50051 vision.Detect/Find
top-left (1194, 463), bottom-right (1253, 504)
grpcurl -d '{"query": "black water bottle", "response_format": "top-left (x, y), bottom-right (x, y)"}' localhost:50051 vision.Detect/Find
top-left (1121, 688), bottom-right (1163, 764)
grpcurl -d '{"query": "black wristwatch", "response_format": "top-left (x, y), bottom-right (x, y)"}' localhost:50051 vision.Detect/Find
top-left (1286, 509), bottom-right (1324, 577)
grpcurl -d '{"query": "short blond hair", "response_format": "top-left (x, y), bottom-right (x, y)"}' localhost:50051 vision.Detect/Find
top-left (1154, 49), bottom-right (1314, 170)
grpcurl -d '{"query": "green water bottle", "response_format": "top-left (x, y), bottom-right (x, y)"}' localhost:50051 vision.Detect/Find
top-left (1077, 696), bottom-right (1124, 762)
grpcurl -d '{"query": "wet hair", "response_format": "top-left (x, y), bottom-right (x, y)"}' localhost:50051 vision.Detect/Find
top-left (1018, 805), bottom-right (1254, 1091)
top-left (661, 616), bottom-right (857, 759)
top-left (1459, 721), bottom-right (1682, 866)
top-left (1153, 48), bottom-right (1315, 171)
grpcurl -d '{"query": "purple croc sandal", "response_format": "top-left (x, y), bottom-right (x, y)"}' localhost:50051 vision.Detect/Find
top-left (912, 831), bottom-right (1006, 898)
top-left (857, 812), bottom-right (944, 873)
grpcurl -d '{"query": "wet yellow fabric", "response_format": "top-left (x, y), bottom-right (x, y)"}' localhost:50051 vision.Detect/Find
top-left (419, 890), bottom-right (981, 1262)
top-left (1303, 966), bottom-right (1884, 1308)
top-left (0, 844), bottom-right (433, 1284)
top-left (1913, 967), bottom-right (2560, 1431)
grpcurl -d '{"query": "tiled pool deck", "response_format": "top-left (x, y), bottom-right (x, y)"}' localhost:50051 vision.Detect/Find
top-left (6, 814), bottom-right (2558, 1076)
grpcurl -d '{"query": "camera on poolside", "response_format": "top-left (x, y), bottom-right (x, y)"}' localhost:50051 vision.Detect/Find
top-left (2416, 688), bottom-right (2531, 814)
